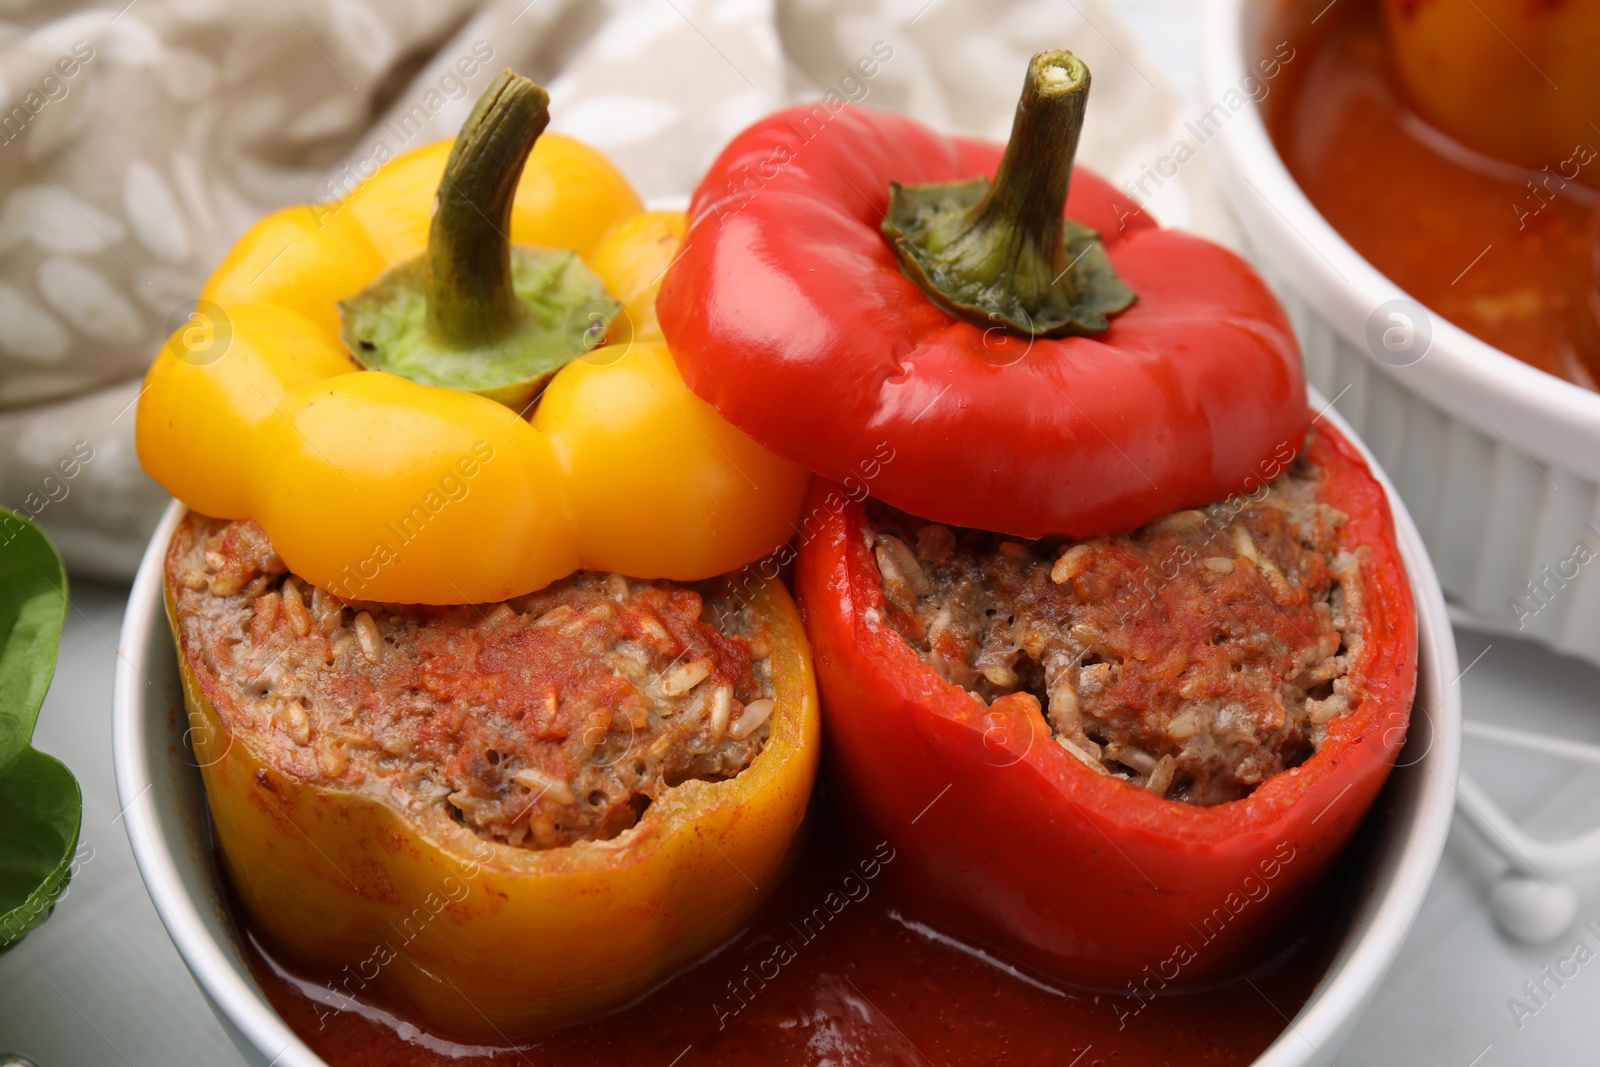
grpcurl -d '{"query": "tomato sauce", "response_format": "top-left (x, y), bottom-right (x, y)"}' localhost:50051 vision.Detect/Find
top-left (236, 784), bottom-right (1350, 1067)
top-left (1266, 0), bottom-right (1598, 387)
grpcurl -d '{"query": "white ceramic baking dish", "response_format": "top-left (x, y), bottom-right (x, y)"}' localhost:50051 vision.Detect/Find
top-left (111, 390), bottom-right (1460, 1067)
top-left (1200, 0), bottom-right (1600, 666)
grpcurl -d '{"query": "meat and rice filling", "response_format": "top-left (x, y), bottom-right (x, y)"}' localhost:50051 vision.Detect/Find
top-left (868, 456), bottom-right (1366, 806)
top-left (167, 515), bottom-right (776, 849)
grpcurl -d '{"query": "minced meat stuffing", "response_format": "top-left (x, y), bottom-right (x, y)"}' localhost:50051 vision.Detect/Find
top-left (867, 456), bottom-right (1366, 806)
top-left (167, 514), bottom-right (776, 849)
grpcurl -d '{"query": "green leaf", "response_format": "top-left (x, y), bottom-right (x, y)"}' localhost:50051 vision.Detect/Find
top-left (0, 509), bottom-right (81, 952)
top-left (0, 748), bottom-right (81, 951)
top-left (0, 510), bottom-right (68, 768)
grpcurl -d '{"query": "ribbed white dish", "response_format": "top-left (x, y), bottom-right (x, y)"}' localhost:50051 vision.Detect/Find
top-left (1200, 0), bottom-right (1600, 667)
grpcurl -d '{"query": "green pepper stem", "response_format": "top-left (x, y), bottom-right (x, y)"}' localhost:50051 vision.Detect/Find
top-left (974, 51), bottom-right (1088, 291)
top-left (338, 70), bottom-right (621, 410)
top-left (425, 70), bottom-right (550, 349)
top-left (882, 50), bottom-right (1135, 338)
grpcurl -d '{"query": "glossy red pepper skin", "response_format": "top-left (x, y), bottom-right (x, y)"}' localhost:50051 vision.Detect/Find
top-left (658, 106), bottom-right (1307, 539)
top-left (794, 421), bottom-right (1415, 989)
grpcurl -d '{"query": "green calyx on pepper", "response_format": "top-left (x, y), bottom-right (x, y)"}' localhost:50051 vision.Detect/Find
top-left (338, 70), bottom-right (620, 409)
top-left (882, 50), bottom-right (1135, 338)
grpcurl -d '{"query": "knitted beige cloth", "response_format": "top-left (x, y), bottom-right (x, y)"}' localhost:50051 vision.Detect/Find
top-left (0, 0), bottom-right (1234, 579)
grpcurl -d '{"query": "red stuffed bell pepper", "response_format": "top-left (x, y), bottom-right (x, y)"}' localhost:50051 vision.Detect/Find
top-left (659, 50), bottom-right (1418, 988)
top-left (795, 424), bottom-right (1415, 989)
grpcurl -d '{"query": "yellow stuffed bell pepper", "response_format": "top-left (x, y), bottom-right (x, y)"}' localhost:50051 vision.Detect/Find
top-left (137, 70), bottom-right (811, 605)
top-left (167, 563), bottom-right (819, 1039)
top-left (146, 70), bottom-right (822, 1040)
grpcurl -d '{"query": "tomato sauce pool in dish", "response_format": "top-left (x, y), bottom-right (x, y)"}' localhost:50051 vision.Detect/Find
top-left (1266, 1), bottom-right (1598, 387)
top-left (235, 788), bottom-right (1350, 1066)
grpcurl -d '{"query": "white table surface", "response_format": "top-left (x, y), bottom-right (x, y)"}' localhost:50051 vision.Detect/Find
top-left (5, 3), bottom-right (1599, 1064)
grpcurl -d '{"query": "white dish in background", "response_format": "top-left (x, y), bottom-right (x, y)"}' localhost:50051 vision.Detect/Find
top-left (111, 391), bottom-right (1461, 1067)
top-left (1199, 0), bottom-right (1600, 668)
